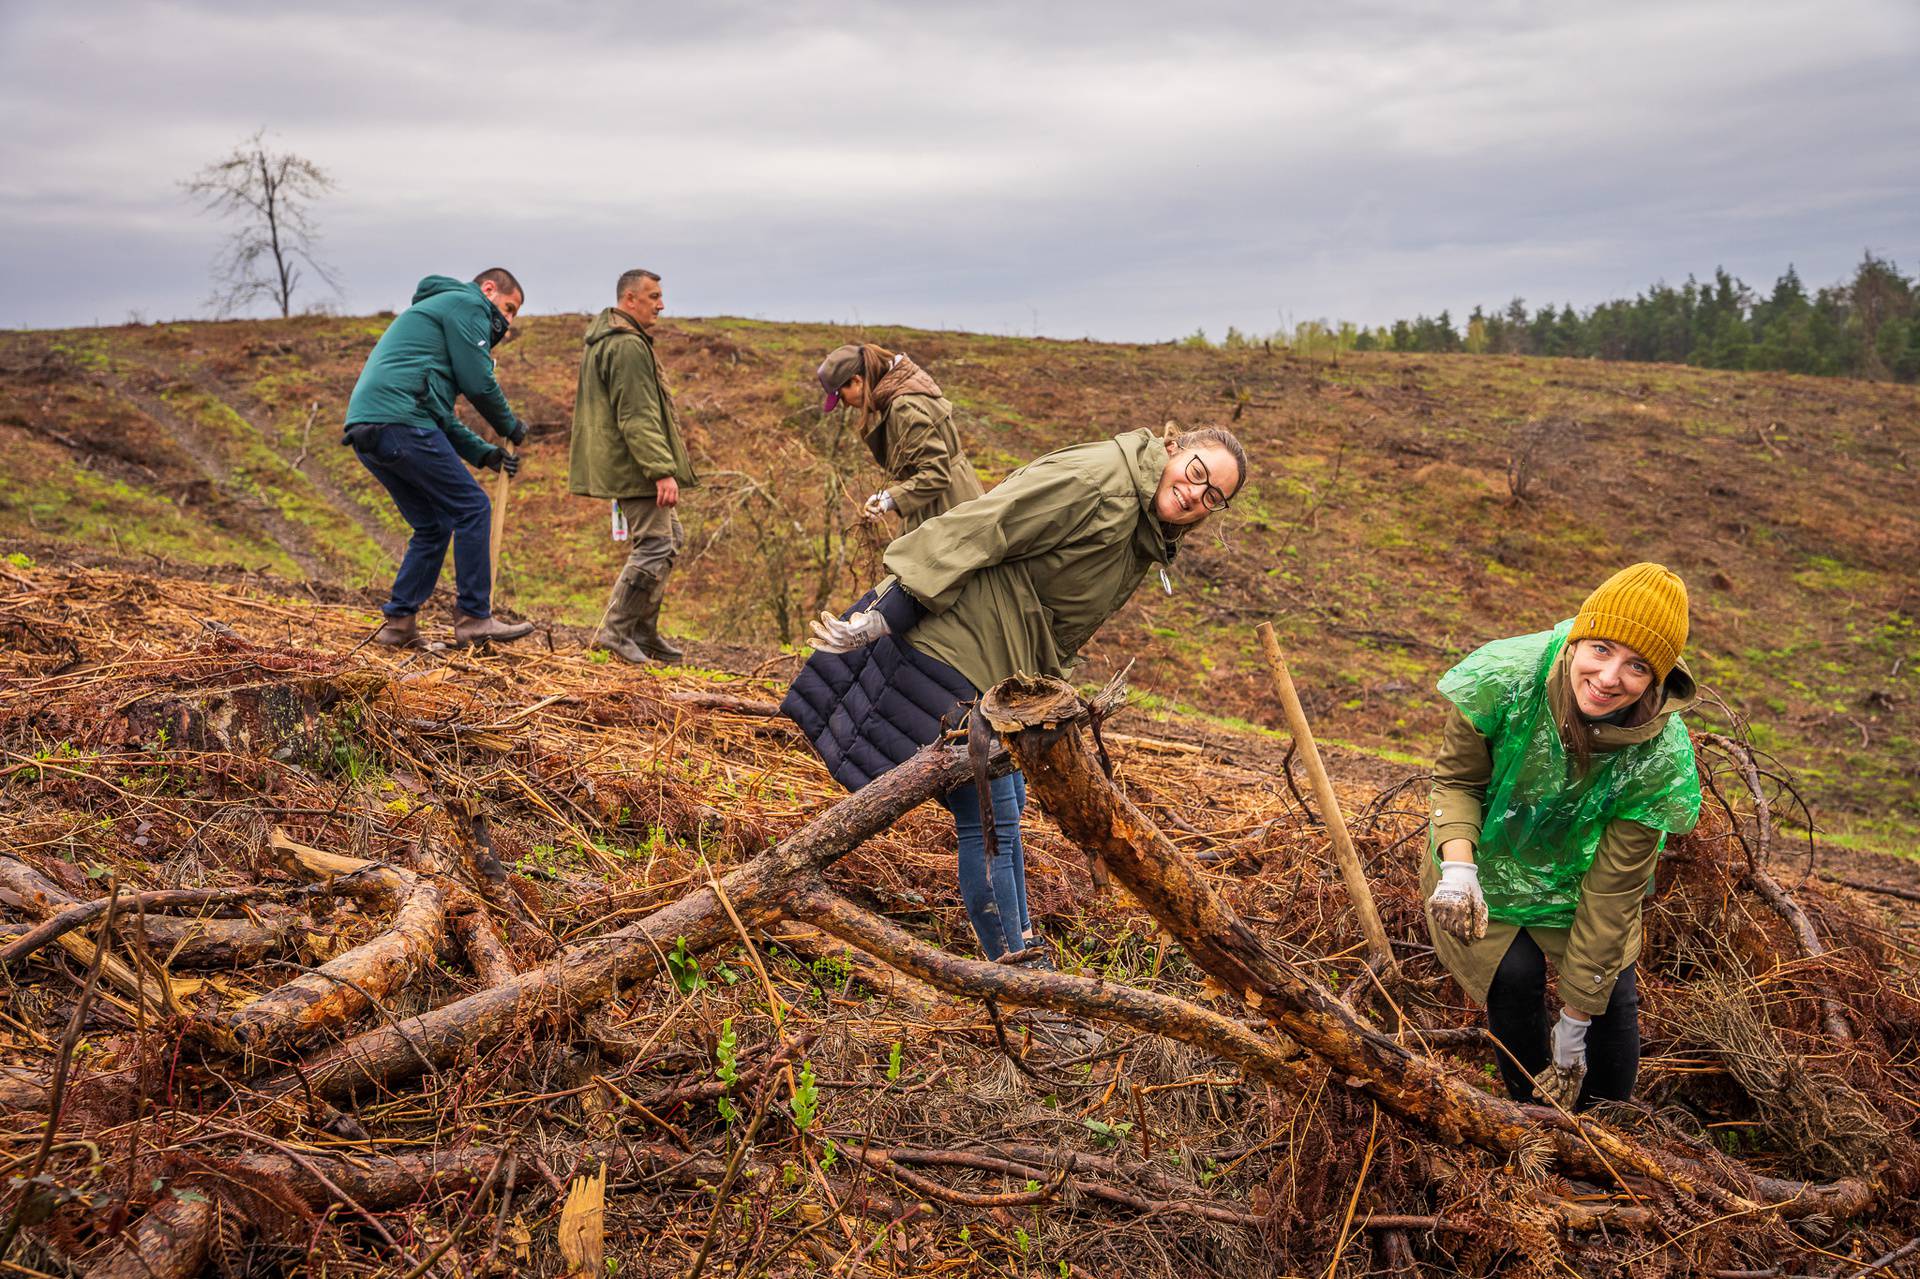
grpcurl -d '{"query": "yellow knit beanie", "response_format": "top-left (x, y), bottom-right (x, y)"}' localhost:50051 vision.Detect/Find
top-left (1567, 563), bottom-right (1690, 682)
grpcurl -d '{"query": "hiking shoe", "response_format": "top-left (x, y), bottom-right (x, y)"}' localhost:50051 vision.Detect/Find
top-left (592, 630), bottom-right (653, 665)
top-left (373, 615), bottom-right (418, 647)
top-left (452, 612), bottom-right (534, 646)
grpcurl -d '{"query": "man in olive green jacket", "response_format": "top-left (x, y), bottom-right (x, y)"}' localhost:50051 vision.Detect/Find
top-left (1421, 648), bottom-right (1701, 1017)
top-left (569, 269), bottom-right (699, 664)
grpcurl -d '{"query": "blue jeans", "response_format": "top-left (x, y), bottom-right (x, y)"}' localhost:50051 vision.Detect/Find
top-left (354, 426), bottom-right (493, 620)
top-left (941, 771), bottom-right (1030, 959)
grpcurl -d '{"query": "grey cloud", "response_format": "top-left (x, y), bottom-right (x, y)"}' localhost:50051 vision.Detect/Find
top-left (1, 0), bottom-right (1914, 338)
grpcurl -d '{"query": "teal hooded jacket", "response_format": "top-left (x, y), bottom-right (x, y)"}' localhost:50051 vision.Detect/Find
top-left (343, 276), bottom-right (524, 465)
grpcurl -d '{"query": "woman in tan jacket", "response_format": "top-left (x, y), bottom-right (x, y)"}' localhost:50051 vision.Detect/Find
top-left (1423, 564), bottom-right (1703, 1110)
top-left (815, 343), bottom-right (984, 532)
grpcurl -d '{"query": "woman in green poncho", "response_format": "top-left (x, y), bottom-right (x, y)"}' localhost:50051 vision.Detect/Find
top-left (1422, 563), bottom-right (1702, 1110)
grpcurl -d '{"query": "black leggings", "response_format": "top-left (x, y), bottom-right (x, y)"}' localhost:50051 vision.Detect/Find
top-left (1486, 930), bottom-right (1640, 1109)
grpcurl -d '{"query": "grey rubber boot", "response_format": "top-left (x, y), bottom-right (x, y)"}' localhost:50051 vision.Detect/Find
top-left (631, 567), bottom-right (683, 664)
top-left (592, 564), bottom-right (654, 665)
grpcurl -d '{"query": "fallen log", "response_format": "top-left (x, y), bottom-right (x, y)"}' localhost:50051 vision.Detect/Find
top-left (217, 861), bottom-right (445, 1057)
top-left (978, 675), bottom-right (1895, 1219)
top-left (137, 912), bottom-right (298, 968)
top-left (273, 740), bottom-right (1007, 1103)
top-left (85, 1140), bottom-right (912, 1279)
top-left (84, 1192), bottom-right (213, 1279)
top-left (793, 881), bottom-right (1312, 1086)
top-left (0, 886), bottom-right (292, 967)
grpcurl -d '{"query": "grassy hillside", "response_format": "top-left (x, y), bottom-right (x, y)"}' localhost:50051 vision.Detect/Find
top-left (1, 314), bottom-right (1915, 853)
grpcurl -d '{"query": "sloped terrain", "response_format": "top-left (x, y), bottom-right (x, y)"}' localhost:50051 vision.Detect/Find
top-left (1, 315), bottom-right (1914, 858)
top-left (2, 561), bottom-right (1919, 1277)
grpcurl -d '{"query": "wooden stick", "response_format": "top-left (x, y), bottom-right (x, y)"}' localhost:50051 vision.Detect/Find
top-left (1254, 623), bottom-right (1398, 979)
top-left (488, 467), bottom-right (510, 597)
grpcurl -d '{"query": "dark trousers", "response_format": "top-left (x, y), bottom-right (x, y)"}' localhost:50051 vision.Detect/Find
top-left (353, 425), bottom-right (493, 620)
top-left (1486, 930), bottom-right (1640, 1108)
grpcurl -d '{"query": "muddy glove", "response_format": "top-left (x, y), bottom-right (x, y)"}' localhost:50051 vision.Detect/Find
top-left (862, 490), bottom-right (896, 520)
top-left (809, 609), bottom-right (889, 654)
top-left (1426, 860), bottom-right (1488, 941)
top-left (481, 447), bottom-right (521, 476)
top-left (1530, 1010), bottom-right (1589, 1109)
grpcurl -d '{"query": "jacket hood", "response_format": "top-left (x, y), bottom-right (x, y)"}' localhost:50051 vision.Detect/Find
top-left (1114, 428), bottom-right (1177, 565)
top-left (415, 276), bottom-right (511, 346)
top-left (585, 306), bottom-right (653, 347)
top-left (411, 275), bottom-right (472, 304)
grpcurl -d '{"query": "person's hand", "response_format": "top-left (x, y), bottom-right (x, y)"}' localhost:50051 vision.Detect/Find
top-left (505, 419), bottom-right (528, 447)
top-left (1426, 860), bottom-right (1488, 941)
top-left (655, 476), bottom-right (680, 508)
top-left (1531, 1009), bottom-right (1590, 1109)
top-left (809, 609), bottom-right (889, 654)
top-left (482, 447), bottom-right (521, 476)
top-left (862, 490), bottom-right (896, 521)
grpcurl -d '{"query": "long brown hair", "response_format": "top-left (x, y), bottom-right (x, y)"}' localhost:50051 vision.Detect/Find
top-left (1558, 655), bottom-right (1663, 777)
top-left (851, 343), bottom-right (898, 435)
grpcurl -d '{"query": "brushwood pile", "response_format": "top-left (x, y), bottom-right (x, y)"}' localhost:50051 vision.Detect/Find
top-left (1, 560), bottom-right (1917, 1278)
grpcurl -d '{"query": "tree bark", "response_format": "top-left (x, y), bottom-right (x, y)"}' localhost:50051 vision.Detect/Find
top-left (274, 741), bottom-right (1003, 1103)
top-left (978, 675), bottom-right (1891, 1218)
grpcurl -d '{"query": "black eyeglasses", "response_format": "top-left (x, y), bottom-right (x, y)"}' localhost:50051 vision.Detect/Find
top-left (1184, 453), bottom-right (1232, 512)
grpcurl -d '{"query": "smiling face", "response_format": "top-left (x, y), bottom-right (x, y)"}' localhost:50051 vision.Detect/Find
top-left (1567, 638), bottom-right (1656, 718)
top-left (1153, 442), bottom-right (1241, 525)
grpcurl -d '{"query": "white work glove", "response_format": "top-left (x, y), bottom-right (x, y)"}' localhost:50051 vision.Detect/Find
top-left (809, 609), bottom-right (890, 654)
top-left (1426, 860), bottom-right (1488, 941)
top-left (861, 490), bottom-right (896, 520)
top-left (1531, 1010), bottom-right (1590, 1109)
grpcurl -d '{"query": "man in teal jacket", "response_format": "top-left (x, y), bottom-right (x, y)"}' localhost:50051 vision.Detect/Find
top-left (344, 268), bottom-right (533, 646)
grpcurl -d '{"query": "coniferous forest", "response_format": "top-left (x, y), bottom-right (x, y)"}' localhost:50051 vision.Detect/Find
top-left (1324, 253), bottom-right (1920, 382)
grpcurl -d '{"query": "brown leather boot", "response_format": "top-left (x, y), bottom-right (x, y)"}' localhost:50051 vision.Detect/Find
top-left (373, 614), bottom-right (418, 647)
top-left (452, 612), bottom-right (534, 645)
top-left (632, 568), bottom-right (683, 664)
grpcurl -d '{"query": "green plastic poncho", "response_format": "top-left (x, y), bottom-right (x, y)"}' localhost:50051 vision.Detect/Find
top-left (1436, 620), bottom-right (1701, 928)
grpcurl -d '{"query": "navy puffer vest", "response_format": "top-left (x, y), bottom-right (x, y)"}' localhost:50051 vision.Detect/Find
top-left (780, 586), bottom-right (975, 792)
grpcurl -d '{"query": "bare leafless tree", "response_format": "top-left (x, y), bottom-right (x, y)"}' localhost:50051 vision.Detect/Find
top-left (183, 130), bottom-right (339, 318)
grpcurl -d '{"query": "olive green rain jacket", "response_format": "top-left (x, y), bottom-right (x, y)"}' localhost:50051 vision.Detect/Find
top-left (1422, 625), bottom-right (1702, 1016)
top-left (868, 394), bottom-right (984, 531)
top-left (877, 427), bottom-right (1175, 695)
top-left (569, 308), bottom-right (698, 498)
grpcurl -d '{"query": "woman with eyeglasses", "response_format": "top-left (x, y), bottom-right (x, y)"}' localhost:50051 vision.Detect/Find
top-left (814, 342), bottom-right (984, 532)
top-left (782, 424), bottom-right (1248, 970)
top-left (1422, 563), bottom-right (1701, 1111)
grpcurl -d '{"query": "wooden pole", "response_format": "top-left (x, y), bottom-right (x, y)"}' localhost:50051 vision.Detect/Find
top-left (1254, 622), bottom-right (1398, 979)
top-left (487, 468), bottom-right (510, 597)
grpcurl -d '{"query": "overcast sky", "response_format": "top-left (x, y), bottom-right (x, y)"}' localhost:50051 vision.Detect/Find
top-left (3, 0), bottom-right (1916, 340)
